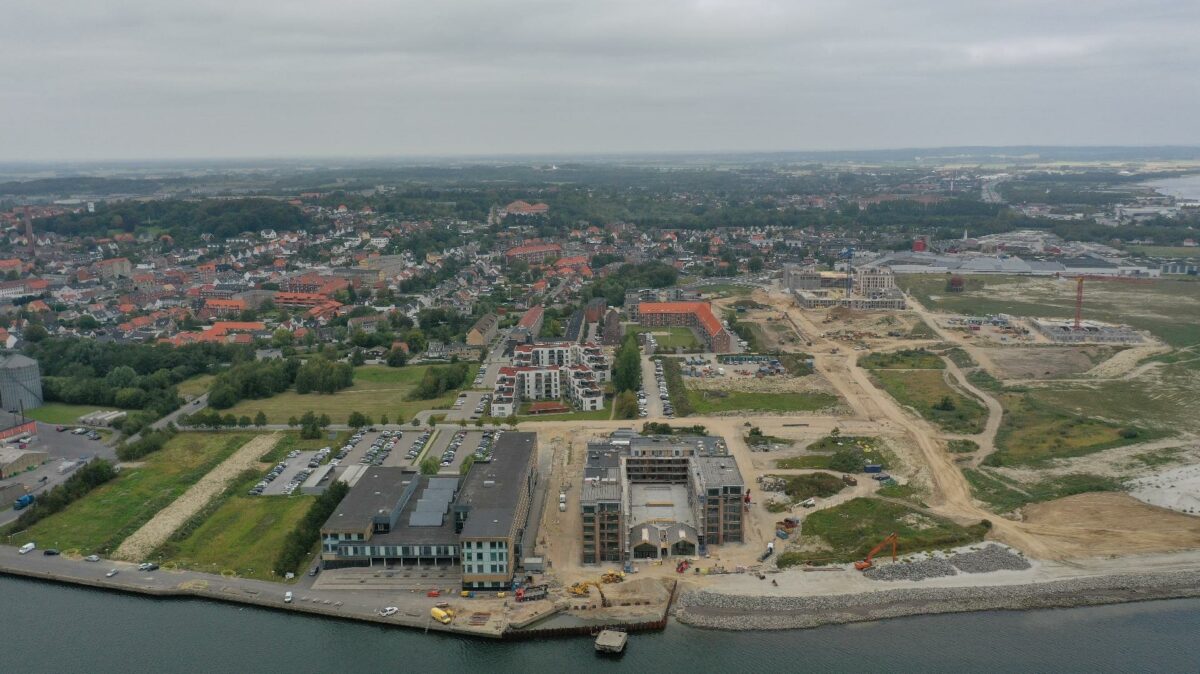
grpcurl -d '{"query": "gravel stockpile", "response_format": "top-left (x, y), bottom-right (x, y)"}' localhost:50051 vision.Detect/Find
top-left (950, 545), bottom-right (1031, 574)
top-left (674, 570), bottom-right (1200, 631)
top-left (863, 557), bottom-right (957, 581)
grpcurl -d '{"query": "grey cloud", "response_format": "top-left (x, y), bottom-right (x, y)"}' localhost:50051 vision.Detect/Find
top-left (0, 0), bottom-right (1197, 159)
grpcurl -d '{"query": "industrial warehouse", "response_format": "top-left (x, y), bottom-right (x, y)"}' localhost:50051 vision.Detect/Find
top-left (579, 429), bottom-right (745, 565)
top-left (320, 432), bottom-right (538, 590)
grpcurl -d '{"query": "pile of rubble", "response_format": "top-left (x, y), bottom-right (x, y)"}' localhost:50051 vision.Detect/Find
top-left (863, 545), bottom-right (1031, 582)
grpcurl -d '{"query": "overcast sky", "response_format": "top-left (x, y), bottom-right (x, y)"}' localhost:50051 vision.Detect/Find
top-left (2, 0), bottom-right (1198, 160)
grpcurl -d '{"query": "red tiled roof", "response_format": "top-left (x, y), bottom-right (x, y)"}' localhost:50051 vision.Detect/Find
top-left (517, 305), bottom-right (544, 328)
top-left (637, 301), bottom-right (723, 337)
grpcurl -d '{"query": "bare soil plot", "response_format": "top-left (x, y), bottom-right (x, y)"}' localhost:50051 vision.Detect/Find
top-left (1021, 492), bottom-right (1200, 557)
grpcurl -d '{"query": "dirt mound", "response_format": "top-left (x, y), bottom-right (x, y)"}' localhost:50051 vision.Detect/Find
top-left (1020, 492), bottom-right (1200, 558)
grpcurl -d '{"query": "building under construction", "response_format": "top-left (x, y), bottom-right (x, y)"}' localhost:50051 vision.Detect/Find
top-left (1031, 319), bottom-right (1143, 344)
top-left (787, 266), bottom-right (907, 310)
top-left (580, 430), bottom-right (744, 565)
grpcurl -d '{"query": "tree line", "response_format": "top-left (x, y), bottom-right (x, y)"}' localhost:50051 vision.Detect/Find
top-left (273, 480), bottom-right (351, 577)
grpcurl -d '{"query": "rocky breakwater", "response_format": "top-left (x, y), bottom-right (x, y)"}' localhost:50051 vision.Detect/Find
top-left (675, 568), bottom-right (1200, 631)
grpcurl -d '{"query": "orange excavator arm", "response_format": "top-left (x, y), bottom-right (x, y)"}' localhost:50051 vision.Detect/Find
top-left (854, 532), bottom-right (899, 571)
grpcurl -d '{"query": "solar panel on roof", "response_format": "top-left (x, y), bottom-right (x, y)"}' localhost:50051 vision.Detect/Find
top-left (409, 512), bottom-right (445, 527)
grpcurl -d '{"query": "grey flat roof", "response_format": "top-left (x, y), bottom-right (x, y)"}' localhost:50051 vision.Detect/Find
top-left (322, 467), bottom-right (410, 531)
top-left (694, 456), bottom-right (744, 489)
top-left (458, 431), bottom-right (536, 539)
top-left (374, 475), bottom-right (460, 546)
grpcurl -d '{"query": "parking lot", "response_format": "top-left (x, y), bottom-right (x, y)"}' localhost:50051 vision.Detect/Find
top-left (0, 423), bottom-right (117, 526)
top-left (429, 430), bottom-right (492, 475)
top-left (445, 391), bottom-right (489, 421)
top-left (254, 446), bottom-right (328, 494)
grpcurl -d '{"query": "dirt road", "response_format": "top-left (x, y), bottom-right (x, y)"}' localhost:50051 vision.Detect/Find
top-left (113, 434), bottom-right (281, 562)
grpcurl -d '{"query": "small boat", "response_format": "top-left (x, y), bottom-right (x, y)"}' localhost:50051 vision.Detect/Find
top-left (594, 629), bottom-right (627, 654)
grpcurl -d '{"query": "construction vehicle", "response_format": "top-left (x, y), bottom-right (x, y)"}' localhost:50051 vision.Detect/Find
top-left (841, 474), bottom-right (858, 486)
top-left (515, 584), bottom-right (548, 602)
top-left (600, 571), bottom-right (625, 584)
top-left (430, 607), bottom-right (455, 625)
top-left (854, 532), bottom-right (899, 571)
top-left (568, 581), bottom-right (610, 607)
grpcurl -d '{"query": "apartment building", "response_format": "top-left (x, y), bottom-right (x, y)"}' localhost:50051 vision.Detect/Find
top-left (635, 301), bottom-right (734, 353)
top-left (489, 342), bottom-right (610, 417)
top-left (580, 430), bottom-right (744, 565)
top-left (320, 433), bottom-right (538, 591)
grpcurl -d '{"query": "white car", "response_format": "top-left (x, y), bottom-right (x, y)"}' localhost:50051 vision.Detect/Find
top-left (106, 569), bottom-right (119, 578)
top-left (18, 542), bottom-right (35, 554)
top-left (85, 554), bottom-right (101, 562)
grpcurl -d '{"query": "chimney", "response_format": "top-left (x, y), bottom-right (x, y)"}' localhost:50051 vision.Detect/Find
top-left (24, 206), bottom-right (34, 245)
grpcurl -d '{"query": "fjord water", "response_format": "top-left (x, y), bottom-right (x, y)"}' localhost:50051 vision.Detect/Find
top-left (3, 576), bottom-right (1197, 673)
top-left (1145, 173), bottom-right (1200, 200)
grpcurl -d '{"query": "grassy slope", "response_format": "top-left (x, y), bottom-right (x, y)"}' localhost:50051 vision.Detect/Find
top-left (8, 433), bottom-right (254, 555)
top-left (991, 393), bottom-right (1158, 466)
top-left (224, 364), bottom-right (478, 425)
top-left (777, 497), bottom-right (988, 566)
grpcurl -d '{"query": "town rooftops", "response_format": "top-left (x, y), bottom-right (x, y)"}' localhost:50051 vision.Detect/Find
top-left (517, 305), bottom-right (544, 329)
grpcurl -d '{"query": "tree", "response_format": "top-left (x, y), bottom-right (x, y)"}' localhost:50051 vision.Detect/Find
top-left (254, 411), bottom-right (267, 427)
top-left (347, 411), bottom-right (371, 428)
top-left (386, 348), bottom-right (408, 367)
top-left (505, 414), bottom-right (519, 429)
top-left (612, 334), bottom-right (642, 393)
top-left (287, 415), bottom-right (298, 428)
top-left (420, 457), bottom-right (439, 475)
top-left (411, 417), bottom-right (421, 427)
top-left (238, 415), bottom-right (252, 427)
top-left (747, 256), bottom-right (764, 273)
top-left (350, 348), bottom-right (366, 366)
top-left (933, 396), bottom-right (956, 411)
top-left (614, 390), bottom-right (639, 419)
top-left (459, 455), bottom-right (476, 476)
top-left (23, 324), bottom-right (48, 342)
top-left (379, 414), bottom-right (388, 425)
top-left (207, 383), bottom-right (239, 409)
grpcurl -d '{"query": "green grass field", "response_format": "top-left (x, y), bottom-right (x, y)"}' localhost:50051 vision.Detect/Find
top-left (626, 326), bottom-right (700, 350)
top-left (24, 403), bottom-right (124, 425)
top-left (8, 433), bottom-right (254, 555)
top-left (776, 497), bottom-right (988, 567)
top-left (859, 349), bottom-right (945, 370)
top-left (176, 374), bottom-right (215, 399)
top-left (900, 274), bottom-right (1200, 348)
top-left (157, 482), bottom-right (315, 581)
top-left (684, 388), bottom-right (839, 415)
top-left (224, 364), bottom-right (479, 425)
top-left (964, 469), bottom-right (1120, 514)
top-left (871, 369), bottom-right (987, 434)
top-left (990, 393), bottom-right (1155, 466)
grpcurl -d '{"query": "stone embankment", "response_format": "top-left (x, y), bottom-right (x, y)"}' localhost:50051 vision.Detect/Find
top-left (675, 570), bottom-right (1200, 630)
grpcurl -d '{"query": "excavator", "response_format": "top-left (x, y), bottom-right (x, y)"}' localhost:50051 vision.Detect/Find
top-left (568, 581), bottom-right (610, 607)
top-left (854, 532), bottom-right (899, 571)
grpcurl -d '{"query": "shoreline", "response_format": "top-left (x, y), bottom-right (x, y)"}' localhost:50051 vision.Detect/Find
top-left (674, 569), bottom-right (1200, 630)
top-left (5, 546), bottom-right (1200, 639)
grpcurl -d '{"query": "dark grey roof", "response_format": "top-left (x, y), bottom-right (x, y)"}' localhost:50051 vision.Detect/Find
top-left (322, 467), bottom-right (411, 532)
top-left (694, 456), bottom-right (744, 489)
top-left (457, 432), bottom-right (536, 539)
top-left (0, 353), bottom-right (38, 369)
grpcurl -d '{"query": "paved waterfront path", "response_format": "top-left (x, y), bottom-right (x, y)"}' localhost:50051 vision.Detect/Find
top-left (113, 434), bottom-right (281, 562)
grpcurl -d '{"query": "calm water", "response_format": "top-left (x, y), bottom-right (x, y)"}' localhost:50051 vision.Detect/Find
top-left (1145, 174), bottom-right (1200, 200)
top-left (3, 576), bottom-right (1198, 673)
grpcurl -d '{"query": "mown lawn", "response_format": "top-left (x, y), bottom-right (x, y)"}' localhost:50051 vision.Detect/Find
top-left (224, 364), bottom-right (478, 425)
top-left (777, 497), bottom-right (988, 566)
top-left (8, 433), bottom-right (254, 555)
top-left (685, 388), bottom-right (839, 415)
top-left (24, 403), bottom-right (124, 425)
top-left (626, 325), bottom-right (700, 350)
top-left (871, 369), bottom-right (987, 434)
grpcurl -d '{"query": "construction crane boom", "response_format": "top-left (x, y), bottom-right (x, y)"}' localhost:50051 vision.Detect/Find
top-left (854, 532), bottom-right (899, 571)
